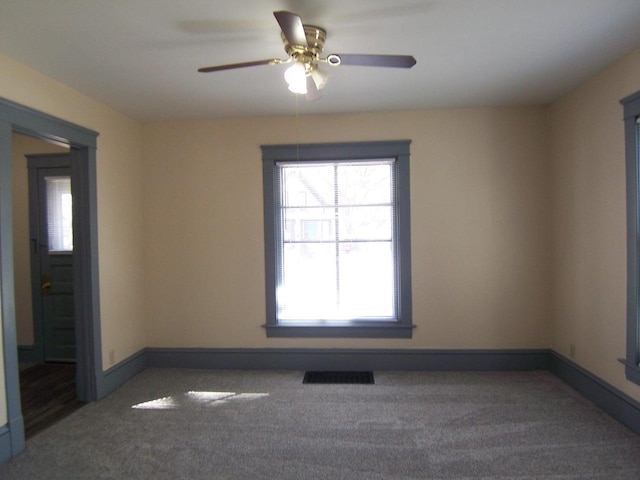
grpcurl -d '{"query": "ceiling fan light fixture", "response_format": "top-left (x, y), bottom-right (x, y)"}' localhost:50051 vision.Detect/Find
top-left (198, 11), bottom-right (416, 98)
top-left (284, 62), bottom-right (308, 94)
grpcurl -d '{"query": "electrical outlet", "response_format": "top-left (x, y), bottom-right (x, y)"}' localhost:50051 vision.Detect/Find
top-left (109, 349), bottom-right (115, 366)
top-left (569, 343), bottom-right (576, 359)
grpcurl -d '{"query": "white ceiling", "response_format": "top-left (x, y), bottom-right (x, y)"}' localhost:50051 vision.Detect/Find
top-left (2, 0), bottom-right (640, 121)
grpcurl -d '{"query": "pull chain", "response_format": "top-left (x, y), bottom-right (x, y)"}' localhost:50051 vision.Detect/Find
top-left (295, 93), bottom-right (300, 162)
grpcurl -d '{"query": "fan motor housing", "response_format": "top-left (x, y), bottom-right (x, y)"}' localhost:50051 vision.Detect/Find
top-left (281, 25), bottom-right (327, 62)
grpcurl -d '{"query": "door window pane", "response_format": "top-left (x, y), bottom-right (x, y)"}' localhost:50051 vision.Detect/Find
top-left (46, 176), bottom-right (73, 252)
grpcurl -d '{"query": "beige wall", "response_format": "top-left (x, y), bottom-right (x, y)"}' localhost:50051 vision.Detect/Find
top-left (0, 51), bottom-right (147, 386)
top-left (142, 107), bottom-right (551, 350)
top-left (11, 133), bottom-right (69, 346)
top-left (549, 48), bottom-right (640, 401)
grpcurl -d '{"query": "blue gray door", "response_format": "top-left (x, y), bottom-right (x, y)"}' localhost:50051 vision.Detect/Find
top-left (27, 154), bottom-right (75, 362)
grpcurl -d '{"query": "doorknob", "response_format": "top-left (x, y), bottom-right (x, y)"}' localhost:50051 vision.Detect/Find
top-left (41, 273), bottom-right (52, 295)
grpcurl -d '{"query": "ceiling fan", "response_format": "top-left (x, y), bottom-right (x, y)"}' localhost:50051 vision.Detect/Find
top-left (198, 11), bottom-right (417, 98)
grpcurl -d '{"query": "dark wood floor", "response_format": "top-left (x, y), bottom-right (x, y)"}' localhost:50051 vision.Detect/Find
top-left (19, 363), bottom-right (86, 439)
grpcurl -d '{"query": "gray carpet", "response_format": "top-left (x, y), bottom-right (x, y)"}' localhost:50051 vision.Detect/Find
top-left (1, 369), bottom-right (640, 479)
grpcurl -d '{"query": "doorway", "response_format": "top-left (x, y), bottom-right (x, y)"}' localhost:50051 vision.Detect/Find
top-left (12, 148), bottom-right (85, 439)
top-left (14, 141), bottom-right (85, 438)
top-left (1, 97), bottom-right (101, 458)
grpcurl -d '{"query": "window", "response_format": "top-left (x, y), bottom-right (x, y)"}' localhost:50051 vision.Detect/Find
top-left (622, 89), bottom-right (640, 385)
top-left (262, 141), bottom-right (413, 338)
top-left (45, 176), bottom-right (73, 252)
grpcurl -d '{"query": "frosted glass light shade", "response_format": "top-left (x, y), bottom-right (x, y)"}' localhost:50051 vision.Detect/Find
top-left (284, 62), bottom-right (307, 94)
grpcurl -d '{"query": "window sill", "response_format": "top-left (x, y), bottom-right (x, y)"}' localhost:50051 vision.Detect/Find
top-left (619, 358), bottom-right (640, 386)
top-left (263, 323), bottom-right (415, 339)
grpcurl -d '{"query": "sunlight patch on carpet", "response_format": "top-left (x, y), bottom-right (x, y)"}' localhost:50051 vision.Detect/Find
top-left (132, 391), bottom-right (269, 410)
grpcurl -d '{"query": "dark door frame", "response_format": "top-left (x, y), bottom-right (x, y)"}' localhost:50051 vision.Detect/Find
top-left (0, 97), bottom-right (101, 459)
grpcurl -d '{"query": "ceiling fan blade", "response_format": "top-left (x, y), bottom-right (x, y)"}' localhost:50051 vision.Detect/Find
top-left (198, 59), bottom-right (279, 73)
top-left (328, 54), bottom-right (416, 68)
top-left (274, 11), bottom-right (308, 47)
top-left (305, 76), bottom-right (322, 101)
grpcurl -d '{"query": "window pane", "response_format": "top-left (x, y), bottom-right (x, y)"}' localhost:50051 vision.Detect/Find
top-left (282, 207), bottom-right (334, 242)
top-left (283, 165), bottom-right (334, 207)
top-left (278, 242), bottom-right (394, 321)
top-left (337, 162), bottom-right (392, 205)
top-left (46, 176), bottom-right (73, 252)
top-left (337, 206), bottom-right (392, 241)
top-left (338, 242), bottom-right (395, 318)
top-left (277, 159), bottom-right (397, 322)
top-left (279, 242), bottom-right (336, 321)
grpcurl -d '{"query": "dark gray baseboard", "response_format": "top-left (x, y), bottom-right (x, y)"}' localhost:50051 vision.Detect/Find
top-left (0, 415), bottom-right (24, 466)
top-left (97, 349), bottom-right (147, 400)
top-left (549, 351), bottom-right (640, 436)
top-left (145, 347), bottom-right (550, 372)
top-left (0, 426), bottom-right (10, 464)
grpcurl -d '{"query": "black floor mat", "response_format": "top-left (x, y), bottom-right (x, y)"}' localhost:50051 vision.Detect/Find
top-left (303, 371), bottom-right (374, 384)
